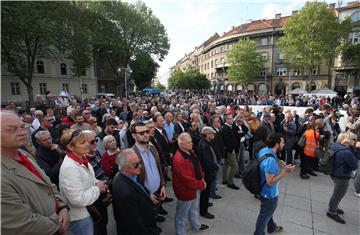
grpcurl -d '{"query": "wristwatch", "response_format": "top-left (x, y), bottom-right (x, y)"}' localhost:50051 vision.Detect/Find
top-left (56, 204), bottom-right (70, 214)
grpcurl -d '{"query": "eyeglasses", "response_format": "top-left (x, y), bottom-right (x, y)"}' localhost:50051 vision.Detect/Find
top-left (131, 161), bottom-right (142, 169)
top-left (68, 129), bottom-right (81, 144)
top-left (136, 130), bottom-right (150, 136)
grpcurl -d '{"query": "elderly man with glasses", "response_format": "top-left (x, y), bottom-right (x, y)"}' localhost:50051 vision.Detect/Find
top-left (112, 148), bottom-right (160, 235)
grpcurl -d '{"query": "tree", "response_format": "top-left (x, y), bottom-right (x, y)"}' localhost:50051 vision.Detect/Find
top-left (168, 66), bottom-right (210, 90)
top-left (341, 43), bottom-right (360, 83)
top-left (1, 1), bottom-right (76, 107)
top-left (89, 1), bottom-right (170, 97)
top-left (277, 1), bottom-right (351, 90)
top-left (153, 82), bottom-right (166, 91)
top-left (227, 39), bottom-right (264, 84)
top-left (129, 52), bottom-right (159, 90)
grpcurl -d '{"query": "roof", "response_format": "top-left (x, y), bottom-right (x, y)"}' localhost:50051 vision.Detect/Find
top-left (201, 33), bottom-right (220, 47)
top-left (223, 16), bottom-right (291, 37)
top-left (339, 1), bottom-right (360, 10)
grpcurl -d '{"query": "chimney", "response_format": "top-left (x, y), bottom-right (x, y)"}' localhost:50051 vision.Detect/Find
top-left (275, 13), bottom-right (281, 19)
top-left (292, 10), bottom-right (298, 15)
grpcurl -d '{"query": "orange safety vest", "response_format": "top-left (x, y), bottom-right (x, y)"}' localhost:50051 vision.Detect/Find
top-left (303, 129), bottom-right (320, 157)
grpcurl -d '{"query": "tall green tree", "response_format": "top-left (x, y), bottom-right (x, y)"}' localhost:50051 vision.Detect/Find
top-left (129, 52), bottom-right (159, 90)
top-left (277, 1), bottom-right (351, 90)
top-left (1, 1), bottom-right (76, 107)
top-left (227, 39), bottom-right (264, 84)
top-left (168, 66), bottom-right (210, 90)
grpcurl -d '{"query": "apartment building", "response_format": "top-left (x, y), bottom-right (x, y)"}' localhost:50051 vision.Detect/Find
top-left (1, 57), bottom-right (97, 106)
top-left (333, 1), bottom-right (360, 95)
top-left (172, 4), bottom-right (355, 96)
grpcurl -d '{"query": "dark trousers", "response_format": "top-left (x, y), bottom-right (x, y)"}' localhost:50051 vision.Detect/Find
top-left (93, 198), bottom-right (108, 235)
top-left (254, 196), bottom-right (278, 235)
top-left (200, 179), bottom-right (212, 215)
top-left (300, 154), bottom-right (316, 175)
top-left (328, 177), bottom-right (349, 213)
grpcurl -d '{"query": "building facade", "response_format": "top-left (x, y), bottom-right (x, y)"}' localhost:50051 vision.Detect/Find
top-left (1, 57), bottom-right (97, 105)
top-left (333, 1), bottom-right (360, 96)
top-left (172, 2), bottom-right (359, 96)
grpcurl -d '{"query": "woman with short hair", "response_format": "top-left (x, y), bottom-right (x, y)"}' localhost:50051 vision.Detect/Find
top-left (59, 129), bottom-right (108, 235)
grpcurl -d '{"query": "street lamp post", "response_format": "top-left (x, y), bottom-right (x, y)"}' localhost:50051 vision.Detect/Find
top-left (118, 65), bottom-right (132, 99)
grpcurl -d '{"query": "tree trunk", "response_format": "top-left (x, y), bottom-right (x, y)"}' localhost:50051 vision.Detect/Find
top-left (26, 82), bottom-right (34, 110)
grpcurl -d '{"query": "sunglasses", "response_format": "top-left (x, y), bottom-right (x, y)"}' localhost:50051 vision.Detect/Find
top-left (89, 139), bottom-right (98, 145)
top-left (131, 161), bottom-right (142, 169)
top-left (68, 129), bottom-right (81, 144)
top-left (136, 130), bottom-right (150, 136)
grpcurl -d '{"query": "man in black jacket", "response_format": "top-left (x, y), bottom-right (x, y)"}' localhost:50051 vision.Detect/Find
top-left (222, 114), bottom-right (239, 190)
top-left (112, 149), bottom-right (160, 235)
top-left (198, 127), bottom-right (219, 219)
top-left (209, 115), bottom-right (225, 199)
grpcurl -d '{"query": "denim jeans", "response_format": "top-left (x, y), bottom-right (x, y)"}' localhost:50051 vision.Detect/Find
top-left (254, 196), bottom-right (278, 235)
top-left (175, 190), bottom-right (201, 235)
top-left (70, 216), bottom-right (94, 235)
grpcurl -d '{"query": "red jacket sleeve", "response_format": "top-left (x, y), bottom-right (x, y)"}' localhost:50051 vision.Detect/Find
top-left (101, 152), bottom-right (112, 178)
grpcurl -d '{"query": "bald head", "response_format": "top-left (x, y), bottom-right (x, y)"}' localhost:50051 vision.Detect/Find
top-left (1, 111), bottom-right (27, 149)
top-left (23, 115), bottom-right (33, 124)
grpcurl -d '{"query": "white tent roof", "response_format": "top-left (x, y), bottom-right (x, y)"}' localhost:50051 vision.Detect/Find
top-left (310, 88), bottom-right (337, 96)
top-left (289, 88), bottom-right (307, 95)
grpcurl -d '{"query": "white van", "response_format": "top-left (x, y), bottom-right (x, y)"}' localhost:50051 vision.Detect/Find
top-left (96, 93), bottom-right (116, 99)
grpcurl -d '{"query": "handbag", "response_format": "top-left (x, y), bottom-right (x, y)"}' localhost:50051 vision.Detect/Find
top-left (87, 204), bottom-right (102, 224)
top-left (297, 134), bottom-right (306, 148)
top-left (313, 129), bottom-right (324, 159)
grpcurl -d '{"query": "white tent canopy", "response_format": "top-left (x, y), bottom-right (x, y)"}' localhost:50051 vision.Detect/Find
top-left (303, 88), bottom-right (337, 98)
top-left (289, 88), bottom-right (307, 95)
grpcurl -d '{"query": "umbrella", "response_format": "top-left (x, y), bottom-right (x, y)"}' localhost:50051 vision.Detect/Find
top-left (289, 88), bottom-right (307, 95)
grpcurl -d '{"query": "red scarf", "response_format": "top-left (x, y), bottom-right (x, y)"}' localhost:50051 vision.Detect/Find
top-left (67, 152), bottom-right (89, 169)
top-left (16, 151), bottom-right (45, 182)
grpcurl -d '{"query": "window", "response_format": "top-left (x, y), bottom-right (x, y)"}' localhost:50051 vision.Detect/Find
top-left (349, 31), bottom-right (360, 44)
top-left (229, 44), bottom-right (233, 50)
top-left (11, 82), bottom-right (20, 95)
top-left (37, 61), bottom-right (44, 74)
top-left (204, 63), bottom-right (207, 70)
top-left (80, 68), bottom-right (86, 76)
top-left (62, 83), bottom-right (69, 92)
top-left (99, 84), bottom-right (105, 93)
top-left (60, 63), bottom-right (67, 75)
top-left (207, 62), bottom-right (209, 69)
top-left (278, 53), bottom-right (284, 60)
top-left (39, 83), bottom-right (47, 95)
top-left (351, 11), bottom-right (360, 22)
top-left (261, 38), bottom-right (268, 46)
top-left (81, 84), bottom-right (88, 94)
top-left (211, 60), bottom-right (213, 68)
top-left (276, 67), bottom-right (287, 76)
top-left (220, 46), bottom-right (224, 52)
top-left (312, 67), bottom-right (318, 75)
top-left (261, 53), bottom-right (267, 60)
top-left (260, 71), bottom-right (266, 77)
top-left (294, 69), bottom-right (302, 76)
top-left (215, 59), bottom-right (218, 65)
top-left (220, 58), bottom-right (225, 64)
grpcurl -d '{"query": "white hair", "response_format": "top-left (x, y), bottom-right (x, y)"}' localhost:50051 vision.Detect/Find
top-left (116, 148), bottom-right (136, 171)
top-left (35, 130), bottom-right (50, 140)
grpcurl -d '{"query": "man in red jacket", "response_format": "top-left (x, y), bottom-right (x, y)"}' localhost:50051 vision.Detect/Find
top-left (172, 132), bottom-right (209, 235)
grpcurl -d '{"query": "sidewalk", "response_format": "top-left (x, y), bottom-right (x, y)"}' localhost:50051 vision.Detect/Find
top-left (107, 166), bottom-right (360, 235)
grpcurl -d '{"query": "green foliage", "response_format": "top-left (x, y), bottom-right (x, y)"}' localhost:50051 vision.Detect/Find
top-left (168, 67), bottom-right (210, 90)
top-left (341, 42), bottom-right (360, 69)
top-left (129, 52), bottom-right (159, 90)
top-left (227, 39), bottom-right (264, 84)
top-left (278, 1), bottom-right (351, 72)
top-left (153, 82), bottom-right (166, 91)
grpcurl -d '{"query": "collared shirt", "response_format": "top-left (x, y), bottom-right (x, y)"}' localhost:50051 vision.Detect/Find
top-left (121, 172), bottom-right (149, 197)
top-left (163, 121), bottom-right (175, 141)
top-left (135, 143), bottom-right (160, 193)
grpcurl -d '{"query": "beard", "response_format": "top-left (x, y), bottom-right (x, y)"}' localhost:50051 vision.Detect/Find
top-left (138, 140), bottom-right (149, 145)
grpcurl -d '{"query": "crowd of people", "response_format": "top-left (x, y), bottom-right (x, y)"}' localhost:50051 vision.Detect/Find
top-left (1, 91), bottom-right (360, 235)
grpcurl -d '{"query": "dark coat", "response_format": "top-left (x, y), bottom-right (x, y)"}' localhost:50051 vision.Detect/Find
top-left (154, 128), bottom-right (172, 165)
top-left (197, 138), bottom-right (219, 182)
top-left (232, 123), bottom-right (249, 153)
top-left (331, 142), bottom-right (358, 179)
top-left (210, 127), bottom-right (226, 161)
top-left (36, 146), bottom-right (64, 187)
top-left (112, 173), bottom-right (159, 235)
top-left (279, 121), bottom-right (297, 149)
top-left (221, 124), bottom-right (237, 154)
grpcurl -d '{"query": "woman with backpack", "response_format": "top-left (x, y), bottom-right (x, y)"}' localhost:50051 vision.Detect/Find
top-left (327, 131), bottom-right (358, 224)
top-left (300, 120), bottom-right (322, 179)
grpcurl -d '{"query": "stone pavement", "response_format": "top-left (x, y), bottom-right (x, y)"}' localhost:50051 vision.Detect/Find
top-left (107, 166), bottom-right (360, 235)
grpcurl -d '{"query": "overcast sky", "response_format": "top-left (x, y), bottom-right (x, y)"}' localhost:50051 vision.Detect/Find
top-left (127, 0), bottom-right (352, 86)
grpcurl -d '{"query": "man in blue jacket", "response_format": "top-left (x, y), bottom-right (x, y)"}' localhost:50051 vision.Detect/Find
top-left (254, 133), bottom-right (295, 235)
